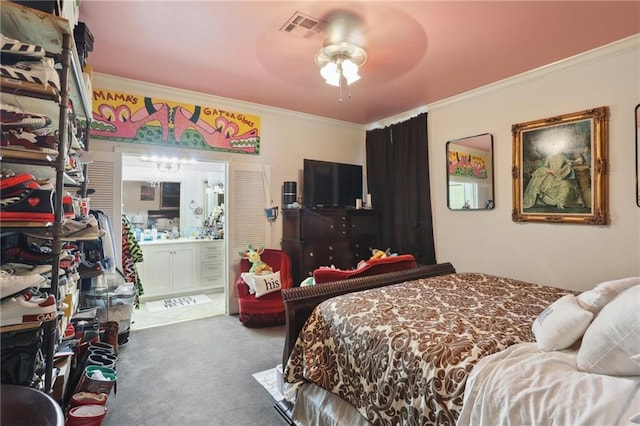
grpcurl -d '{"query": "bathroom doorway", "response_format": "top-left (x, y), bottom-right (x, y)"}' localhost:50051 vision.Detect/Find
top-left (120, 154), bottom-right (228, 329)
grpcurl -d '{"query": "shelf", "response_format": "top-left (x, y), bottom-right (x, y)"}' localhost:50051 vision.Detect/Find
top-left (1, 0), bottom-right (94, 396)
top-left (0, 148), bottom-right (57, 163)
top-left (0, 159), bottom-right (82, 186)
top-left (0, 77), bottom-right (60, 102)
top-left (0, 322), bottom-right (42, 333)
top-left (0, 0), bottom-right (92, 119)
top-left (0, 221), bottom-right (54, 229)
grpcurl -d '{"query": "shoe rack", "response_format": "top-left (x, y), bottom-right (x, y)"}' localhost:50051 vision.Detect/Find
top-left (1, 0), bottom-right (93, 394)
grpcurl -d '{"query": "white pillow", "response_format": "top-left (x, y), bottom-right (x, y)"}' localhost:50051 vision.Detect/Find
top-left (241, 272), bottom-right (257, 294)
top-left (577, 277), bottom-right (640, 314)
top-left (577, 285), bottom-right (640, 376)
top-left (253, 271), bottom-right (282, 298)
top-left (532, 294), bottom-right (593, 352)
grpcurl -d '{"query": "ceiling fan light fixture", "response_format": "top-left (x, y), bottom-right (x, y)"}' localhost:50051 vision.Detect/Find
top-left (320, 61), bottom-right (340, 87)
top-left (315, 42), bottom-right (367, 101)
top-left (341, 59), bottom-right (360, 85)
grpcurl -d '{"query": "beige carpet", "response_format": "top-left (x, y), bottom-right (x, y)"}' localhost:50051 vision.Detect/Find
top-left (102, 314), bottom-right (286, 426)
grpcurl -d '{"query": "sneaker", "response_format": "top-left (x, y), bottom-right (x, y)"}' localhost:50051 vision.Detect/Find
top-left (0, 188), bottom-right (54, 222)
top-left (41, 275), bottom-right (68, 301)
top-left (1, 262), bottom-right (52, 277)
top-left (0, 269), bottom-right (45, 299)
top-left (1, 129), bottom-right (59, 155)
top-left (78, 261), bottom-right (103, 280)
top-left (0, 33), bottom-right (45, 59)
top-left (0, 291), bottom-right (56, 326)
top-left (2, 243), bottom-right (52, 265)
top-left (26, 216), bottom-right (104, 241)
top-left (0, 173), bottom-right (40, 198)
top-left (1, 105), bottom-right (52, 131)
top-left (63, 194), bottom-right (76, 219)
top-left (0, 57), bottom-right (60, 92)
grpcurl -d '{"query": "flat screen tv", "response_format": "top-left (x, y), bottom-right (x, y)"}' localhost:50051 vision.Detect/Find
top-left (303, 159), bottom-right (363, 208)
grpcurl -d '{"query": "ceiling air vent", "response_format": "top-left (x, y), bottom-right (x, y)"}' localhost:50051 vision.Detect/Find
top-left (280, 11), bottom-right (326, 39)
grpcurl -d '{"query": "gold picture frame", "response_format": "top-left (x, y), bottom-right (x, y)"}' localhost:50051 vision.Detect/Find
top-left (512, 106), bottom-right (609, 225)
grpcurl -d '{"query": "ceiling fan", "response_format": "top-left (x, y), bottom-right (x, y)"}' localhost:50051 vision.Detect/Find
top-left (313, 10), bottom-right (367, 101)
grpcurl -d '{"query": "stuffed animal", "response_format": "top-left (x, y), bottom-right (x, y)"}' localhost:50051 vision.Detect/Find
top-left (239, 244), bottom-right (273, 275)
top-left (357, 248), bottom-right (392, 269)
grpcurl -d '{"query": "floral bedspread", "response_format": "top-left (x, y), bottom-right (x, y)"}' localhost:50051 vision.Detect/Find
top-left (284, 273), bottom-right (573, 425)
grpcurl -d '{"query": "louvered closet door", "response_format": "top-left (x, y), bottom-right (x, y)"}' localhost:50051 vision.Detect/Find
top-left (226, 161), bottom-right (269, 314)
top-left (84, 150), bottom-right (123, 269)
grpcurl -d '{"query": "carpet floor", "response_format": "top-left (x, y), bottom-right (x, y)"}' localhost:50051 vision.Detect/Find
top-left (102, 314), bottom-right (287, 426)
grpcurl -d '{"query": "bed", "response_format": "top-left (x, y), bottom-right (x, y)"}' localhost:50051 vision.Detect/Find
top-left (278, 263), bottom-right (640, 426)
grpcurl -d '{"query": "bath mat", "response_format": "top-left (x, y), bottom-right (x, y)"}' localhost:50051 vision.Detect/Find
top-left (145, 294), bottom-right (213, 312)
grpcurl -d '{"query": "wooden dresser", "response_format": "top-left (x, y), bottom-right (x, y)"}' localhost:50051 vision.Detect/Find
top-left (281, 208), bottom-right (379, 285)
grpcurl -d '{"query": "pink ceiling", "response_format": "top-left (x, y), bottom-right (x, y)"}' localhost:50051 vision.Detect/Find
top-left (79, 1), bottom-right (639, 125)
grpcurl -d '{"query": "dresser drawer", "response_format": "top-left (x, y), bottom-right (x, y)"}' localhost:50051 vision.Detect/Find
top-left (300, 211), bottom-right (347, 239)
top-left (201, 262), bottom-right (223, 278)
top-left (201, 251), bottom-right (224, 262)
top-left (201, 243), bottom-right (224, 254)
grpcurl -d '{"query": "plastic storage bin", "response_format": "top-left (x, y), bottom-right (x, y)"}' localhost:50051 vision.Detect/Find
top-left (83, 274), bottom-right (135, 338)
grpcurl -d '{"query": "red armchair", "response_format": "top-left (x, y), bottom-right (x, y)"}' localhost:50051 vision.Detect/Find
top-left (235, 249), bottom-right (293, 327)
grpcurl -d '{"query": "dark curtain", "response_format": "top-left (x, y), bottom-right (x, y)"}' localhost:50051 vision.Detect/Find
top-left (365, 112), bottom-right (436, 265)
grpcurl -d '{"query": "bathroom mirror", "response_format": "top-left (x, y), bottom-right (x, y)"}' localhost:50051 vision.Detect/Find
top-left (636, 104), bottom-right (640, 207)
top-left (446, 133), bottom-right (494, 210)
top-left (122, 180), bottom-right (181, 231)
top-left (203, 180), bottom-right (225, 239)
top-left (204, 181), bottom-right (224, 221)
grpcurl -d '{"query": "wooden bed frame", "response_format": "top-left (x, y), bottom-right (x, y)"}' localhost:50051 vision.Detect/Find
top-left (275, 262), bottom-right (456, 424)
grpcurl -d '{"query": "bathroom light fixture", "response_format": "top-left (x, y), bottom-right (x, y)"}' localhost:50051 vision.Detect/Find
top-left (140, 155), bottom-right (194, 174)
top-left (315, 41), bottom-right (367, 102)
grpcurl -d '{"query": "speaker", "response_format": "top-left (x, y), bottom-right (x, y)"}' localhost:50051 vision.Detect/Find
top-left (283, 181), bottom-right (297, 206)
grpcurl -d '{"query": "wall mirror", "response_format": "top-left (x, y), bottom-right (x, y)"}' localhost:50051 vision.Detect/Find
top-left (636, 104), bottom-right (640, 207)
top-left (203, 180), bottom-right (225, 239)
top-left (446, 133), bottom-right (494, 210)
top-left (122, 180), bottom-right (180, 231)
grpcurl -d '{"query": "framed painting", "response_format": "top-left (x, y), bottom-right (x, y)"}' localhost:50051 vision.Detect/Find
top-left (512, 106), bottom-right (609, 224)
top-left (160, 182), bottom-right (181, 209)
top-left (140, 185), bottom-right (155, 201)
top-left (636, 103), bottom-right (640, 207)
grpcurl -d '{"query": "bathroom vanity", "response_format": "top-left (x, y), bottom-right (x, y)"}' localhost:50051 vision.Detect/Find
top-left (137, 238), bottom-right (225, 301)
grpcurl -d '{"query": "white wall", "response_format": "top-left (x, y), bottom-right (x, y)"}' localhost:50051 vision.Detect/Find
top-left (428, 36), bottom-right (640, 291)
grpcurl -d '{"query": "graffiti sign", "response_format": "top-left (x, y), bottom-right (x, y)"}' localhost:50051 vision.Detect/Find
top-left (89, 88), bottom-right (260, 155)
